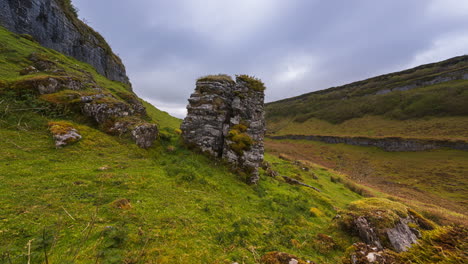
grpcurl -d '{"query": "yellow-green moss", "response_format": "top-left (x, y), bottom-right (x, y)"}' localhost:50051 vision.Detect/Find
top-left (236, 74), bottom-right (266, 91)
top-left (228, 124), bottom-right (253, 155)
top-left (397, 225), bottom-right (467, 263)
top-left (346, 198), bottom-right (409, 229)
top-left (309, 207), bottom-right (324, 217)
top-left (48, 121), bottom-right (76, 135)
top-left (40, 90), bottom-right (81, 104)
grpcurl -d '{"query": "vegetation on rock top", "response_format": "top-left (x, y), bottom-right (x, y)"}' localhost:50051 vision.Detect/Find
top-left (197, 74), bottom-right (235, 84)
top-left (237, 74), bottom-right (266, 91)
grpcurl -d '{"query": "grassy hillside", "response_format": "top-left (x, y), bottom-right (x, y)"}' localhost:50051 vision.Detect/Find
top-left (266, 56), bottom-right (468, 139)
top-left (1, 24), bottom-right (465, 263)
top-left (0, 25), bottom-right (362, 263)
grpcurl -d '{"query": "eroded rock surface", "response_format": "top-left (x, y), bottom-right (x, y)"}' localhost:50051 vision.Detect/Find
top-left (181, 75), bottom-right (266, 184)
top-left (131, 124), bottom-right (158, 149)
top-left (0, 0), bottom-right (130, 84)
top-left (48, 121), bottom-right (81, 147)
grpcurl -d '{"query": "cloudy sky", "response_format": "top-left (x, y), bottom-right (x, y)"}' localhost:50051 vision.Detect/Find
top-left (73, 0), bottom-right (468, 118)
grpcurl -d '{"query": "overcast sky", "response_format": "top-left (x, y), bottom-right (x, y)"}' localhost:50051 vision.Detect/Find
top-left (73, 0), bottom-right (468, 118)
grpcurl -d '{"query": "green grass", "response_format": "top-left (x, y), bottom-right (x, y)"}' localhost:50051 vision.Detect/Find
top-left (0, 21), bottom-right (462, 264)
top-left (142, 100), bottom-right (181, 131)
top-left (266, 55), bottom-right (468, 140)
top-left (0, 108), bottom-right (368, 263)
top-left (267, 115), bottom-right (468, 141)
top-left (267, 79), bottom-right (468, 125)
top-left (0, 23), bottom-right (366, 263)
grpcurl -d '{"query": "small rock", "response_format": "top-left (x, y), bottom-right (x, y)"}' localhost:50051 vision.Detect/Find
top-left (98, 165), bottom-right (111, 171)
top-left (48, 121), bottom-right (81, 147)
top-left (112, 198), bottom-right (132, 209)
top-left (131, 123), bottom-right (158, 149)
top-left (260, 251), bottom-right (310, 264)
top-left (19, 66), bottom-right (38, 75)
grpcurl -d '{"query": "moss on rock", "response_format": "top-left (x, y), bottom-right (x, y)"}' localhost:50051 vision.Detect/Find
top-left (236, 74), bottom-right (266, 91)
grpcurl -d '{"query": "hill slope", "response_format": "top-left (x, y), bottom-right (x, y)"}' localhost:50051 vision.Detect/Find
top-left (1, 23), bottom-right (465, 264)
top-left (266, 56), bottom-right (468, 140)
top-left (264, 56), bottom-right (468, 227)
top-left (0, 24), bottom-right (360, 263)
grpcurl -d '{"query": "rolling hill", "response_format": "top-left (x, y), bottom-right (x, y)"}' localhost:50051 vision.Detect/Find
top-left (265, 56), bottom-right (468, 227)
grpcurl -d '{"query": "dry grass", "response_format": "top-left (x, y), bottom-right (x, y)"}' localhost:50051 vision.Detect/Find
top-left (265, 139), bottom-right (468, 225)
top-left (197, 74), bottom-right (234, 83)
top-left (268, 115), bottom-right (468, 141)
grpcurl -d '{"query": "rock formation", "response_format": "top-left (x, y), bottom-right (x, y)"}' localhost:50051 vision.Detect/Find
top-left (48, 121), bottom-right (82, 147)
top-left (340, 198), bottom-right (436, 263)
top-left (269, 134), bottom-right (468, 152)
top-left (16, 50), bottom-right (157, 149)
top-left (181, 75), bottom-right (266, 184)
top-left (0, 0), bottom-right (130, 85)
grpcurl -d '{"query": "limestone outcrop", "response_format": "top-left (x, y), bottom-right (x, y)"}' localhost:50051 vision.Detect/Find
top-left (181, 75), bottom-right (266, 184)
top-left (0, 0), bottom-right (130, 85)
top-left (15, 50), bottom-right (157, 149)
top-left (268, 134), bottom-right (468, 152)
top-left (340, 198), bottom-right (436, 263)
top-left (48, 121), bottom-right (81, 147)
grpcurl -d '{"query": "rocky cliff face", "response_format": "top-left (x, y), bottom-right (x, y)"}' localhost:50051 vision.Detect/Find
top-left (181, 75), bottom-right (266, 184)
top-left (0, 0), bottom-right (130, 85)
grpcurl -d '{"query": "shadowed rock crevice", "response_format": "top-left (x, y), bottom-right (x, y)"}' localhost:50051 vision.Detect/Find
top-left (181, 75), bottom-right (266, 184)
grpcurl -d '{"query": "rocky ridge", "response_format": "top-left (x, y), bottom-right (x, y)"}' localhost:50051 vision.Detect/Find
top-left (0, 0), bottom-right (130, 85)
top-left (10, 47), bottom-right (157, 148)
top-left (268, 134), bottom-right (468, 152)
top-left (181, 75), bottom-right (266, 184)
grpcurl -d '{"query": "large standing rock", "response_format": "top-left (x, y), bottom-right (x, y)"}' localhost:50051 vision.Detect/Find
top-left (181, 76), bottom-right (235, 157)
top-left (181, 74), bottom-right (266, 184)
top-left (222, 75), bottom-right (266, 184)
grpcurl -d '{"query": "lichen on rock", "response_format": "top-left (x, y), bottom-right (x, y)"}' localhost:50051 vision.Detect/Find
top-left (339, 197), bottom-right (436, 262)
top-left (181, 74), bottom-right (266, 184)
top-left (48, 121), bottom-right (81, 147)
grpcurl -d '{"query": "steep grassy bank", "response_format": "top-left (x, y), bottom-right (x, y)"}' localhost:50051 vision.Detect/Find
top-left (0, 24), bottom-right (362, 263)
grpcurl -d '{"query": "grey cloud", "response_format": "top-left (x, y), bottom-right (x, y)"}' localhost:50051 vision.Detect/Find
top-left (73, 0), bottom-right (468, 118)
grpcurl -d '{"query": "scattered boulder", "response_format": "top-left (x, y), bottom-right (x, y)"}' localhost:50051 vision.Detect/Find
top-left (386, 217), bottom-right (418, 252)
top-left (48, 121), bottom-right (81, 147)
top-left (12, 75), bottom-right (84, 94)
top-left (282, 176), bottom-right (321, 192)
top-left (131, 123), bottom-right (158, 149)
top-left (339, 198), bottom-right (436, 260)
top-left (354, 216), bottom-right (383, 250)
top-left (181, 74), bottom-right (266, 184)
top-left (112, 198), bottom-right (132, 209)
top-left (19, 65), bottom-right (38, 75)
top-left (82, 99), bottom-right (131, 123)
top-left (344, 243), bottom-right (396, 264)
top-left (260, 251), bottom-right (312, 264)
top-left (28, 52), bottom-right (57, 72)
